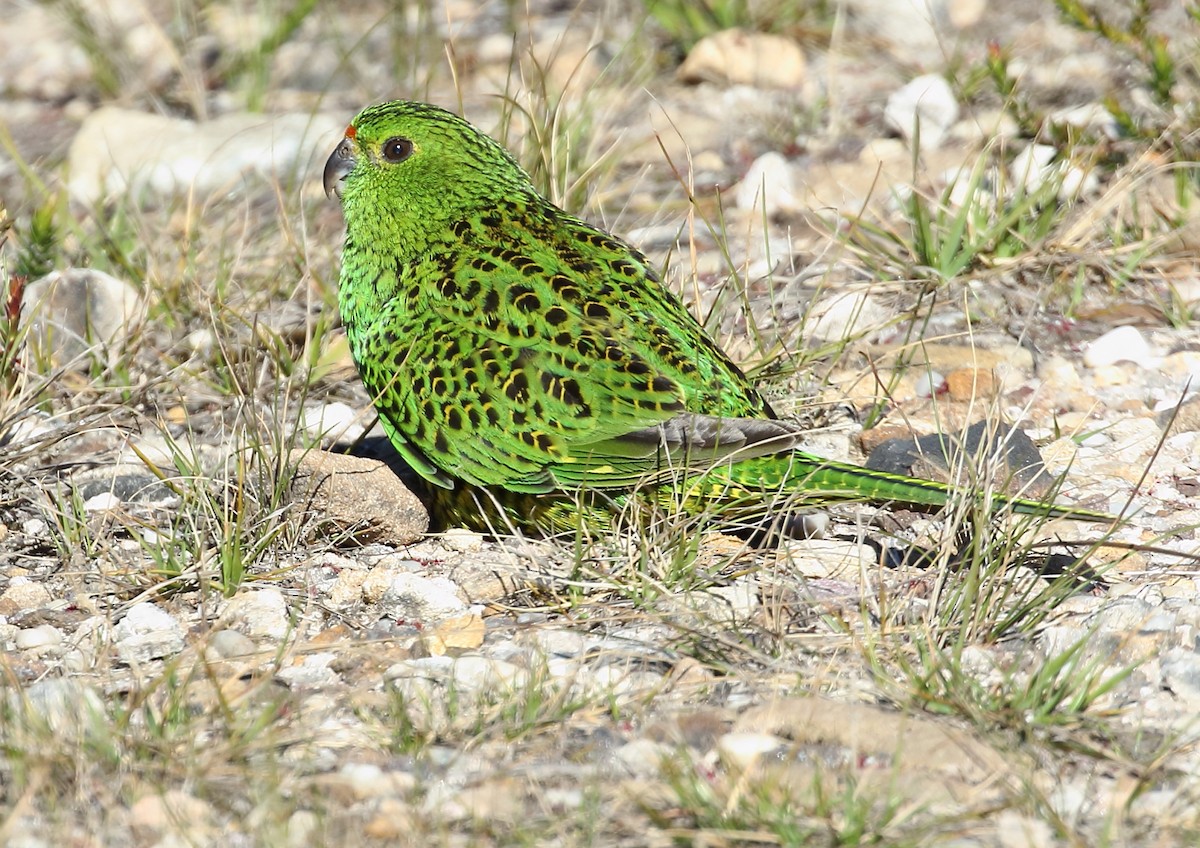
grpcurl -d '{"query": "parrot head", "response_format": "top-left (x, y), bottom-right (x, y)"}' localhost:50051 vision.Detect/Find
top-left (323, 100), bottom-right (531, 211)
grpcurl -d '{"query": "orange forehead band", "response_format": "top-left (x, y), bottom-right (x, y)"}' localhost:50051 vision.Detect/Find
top-left (345, 125), bottom-right (357, 139)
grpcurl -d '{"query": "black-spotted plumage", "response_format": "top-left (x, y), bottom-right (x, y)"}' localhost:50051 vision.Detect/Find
top-left (324, 100), bottom-right (1113, 530)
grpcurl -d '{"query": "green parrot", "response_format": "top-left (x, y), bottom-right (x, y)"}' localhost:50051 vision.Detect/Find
top-left (322, 99), bottom-right (1114, 532)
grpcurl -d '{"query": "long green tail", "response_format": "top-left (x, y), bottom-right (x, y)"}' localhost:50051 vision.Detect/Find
top-left (706, 451), bottom-right (1117, 522)
top-left (428, 449), bottom-right (1117, 533)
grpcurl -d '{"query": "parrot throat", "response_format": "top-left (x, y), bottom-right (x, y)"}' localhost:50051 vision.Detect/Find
top-left (336, 175), bottom-right (435, 335)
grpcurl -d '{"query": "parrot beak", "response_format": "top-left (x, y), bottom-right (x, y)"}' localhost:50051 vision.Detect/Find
top-left (323, 137), bottom-right (356, 198)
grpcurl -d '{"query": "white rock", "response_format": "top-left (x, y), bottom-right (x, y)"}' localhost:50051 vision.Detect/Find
top-left (206, 628), bottom-right (257, 659)
top-left (23, 269), bottom-right (147, 370)
top-left (585, 668), bottom-right (663, 699)
top-left (449, 656), bottom-right (528, 693)
top-left (336, 762), bottom-right (403, 800)
top-left (1058, 163), bottom-right (1098, 199)
top-left (83, 492), bottom-right (121, 512)
top-left (524, 628), bottom-right (587, 657)
top-left (15, 624), bottom-right (64, 654)
top-left (914, 370), bottom-right (947, 398)
top-left (219, 588), bottom-right (292, 641)
top-left (0, 581), bottom-right (53, 613)
top-left (114, 602), bottom-right (185, 663)
top-left (384, 655), bottom-right (454, 683)
top-left (781, 538), bottom-right (877, 578)
top-left (612, 739), bottom-right (673, 777)
top-left (1010, 143), bottom-right (1057, 192)
top-left (184, 328), bottom-right (217, 355)
top-left (1049, 103), bottom-right (1122, 140)
top-left (943, 163), bottom-right (997, 210)
top-left (546, 656), bottom-right (583, 682)
top-left (705, 580), bottom-right (759, 620)
top-left (806, 291), bottom-right (891, 343)
top-left (678, 29), bottom-right (806, 89)
top-left (287, 810), bottom-right (321, 848)
top-left (379, 573), bottom-right (468, 623)
top-left (60, 649), bottom-right (88, 674)
top-left (68, 108), bottom-right (345, 205)
top-left (543, 787), bottom-right (585, 811)
top-left (797, 513), bottom-right (832, 539)
top-left (1083, 326), bottom-right (1159, 369)
top-left (1086, 597), bottom-right (1157, 633)
top-left (717, 732), bottom-right (786, 770)
top-left (276, 652), bottom-right (340, 689)
top-left (441, 527), bottom-right (485, 552)
top-left (11, 678), bottom-right (107, 740)
top-left (884, 74), bottom-right (959, 150)
top-left (326, 567), bottom-right (370, 609)
top-left (0, 413), bottom-right (57, 446)
top-left (1006, 143), bottom-right (1096, 200)
top-left (1140, 611), bottom-right (1178, 633)
top-left (72, 616), bottom-right (111, 664)
top-left (300, 402), bottom-right (369, 445)
top-left (735, 152), bottom-right (800, 217)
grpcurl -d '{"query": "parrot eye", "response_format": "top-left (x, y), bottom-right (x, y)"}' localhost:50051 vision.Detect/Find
top-left (381, 137), bottom-right (414, 163)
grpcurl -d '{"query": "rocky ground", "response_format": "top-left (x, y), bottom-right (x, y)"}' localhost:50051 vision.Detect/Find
top-left (3, 0), bottom-right (1200, 845)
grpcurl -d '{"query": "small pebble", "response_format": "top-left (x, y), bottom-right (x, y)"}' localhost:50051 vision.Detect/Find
top-left (612, 739), bottom-right (673, 778)
top-left (13, 678), bottom-right (106, 739)
top-left (287, 810), bottom-right (320, 848)
top-left (276, 653), bottom-right (340, 689)
top-left (884, 73), bottom-right (959, 149)
top-left (0, 581), bottom-right (53, 614)
top-left (301, 401), bottom-right (369, 444)
top-left (378, 573), bottom-right (469, 623)
top-left (441, 527), bottom-right (485, 552)
top-left (735, 152), bottom-right (800, 216)
top-left (716, 732), bottom-right (787, 770)
top-left (114, 602), bottom-right (185, 664)
top-left (206, 628), bottom-right (257, 659)
top-left (1083, 326), bottom-right (1158, 369)
top-left (15, 624), bottom-right (64, 653)
top-left (914, 370), bottom-right (947, 398)
top-left (82, 491), bottom-right (121, 512)
top-left (449, 656), bottom-right (528, 693)
top-left (220, 588), bottom-right (292, 640)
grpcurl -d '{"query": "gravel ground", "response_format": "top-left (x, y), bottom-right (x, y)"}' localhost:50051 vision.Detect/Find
top-left (3, 0), bottom-right (1200, 845)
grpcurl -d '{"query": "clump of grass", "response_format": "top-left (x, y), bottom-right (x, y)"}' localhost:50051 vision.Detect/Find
top-left (56, 0), bottom-right (327, 114)
top-left (651, 748), bottom-right (923, 847)
top-left (489, 7), bottom-right (654, 217)
top-left (13, 197), bottom-right (59, 281)
top-left (0, 209), bottom-right (27, 398)
top-left (0, 651), bottom-right (309, 844)
top-left (1056, 0), bottom-right (1178, 110)
top-left (895, 627), bottom-right (1135, 737)
top-left (852, 453), bottom-right (1135, 746)
top-left (0, 206), bottom-right (63, 443)
top-left (643, 0), bottom-right (830, 54)
top-left (839, 143), bottom-right (1080, 288)
top-left (217, 0), bottom-right (322, 111)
